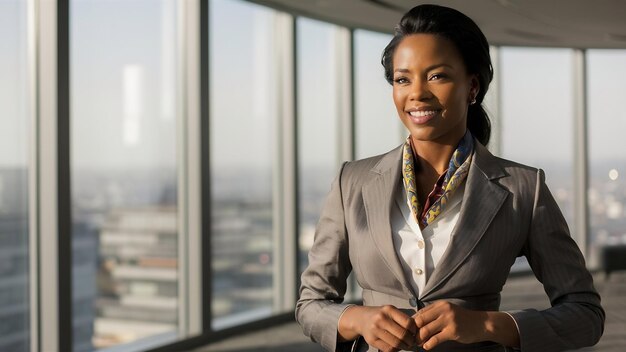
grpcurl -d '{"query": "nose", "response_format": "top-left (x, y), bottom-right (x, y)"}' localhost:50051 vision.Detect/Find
top-left (408, 79), bottom-right (432, 101)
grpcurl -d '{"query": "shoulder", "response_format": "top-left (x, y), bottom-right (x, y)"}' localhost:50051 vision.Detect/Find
top-left (472, 141), bottom-right (542, 192)
top-left (495, 156), bottom-right (539, 179)
top-left (341, 145), bottom-right (402, 181)
top-left (334, 145), bottom-right (403, 197)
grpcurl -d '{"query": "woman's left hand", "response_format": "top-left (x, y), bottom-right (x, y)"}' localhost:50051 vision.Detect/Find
top-left (411, 301), bottom-right (520, 350)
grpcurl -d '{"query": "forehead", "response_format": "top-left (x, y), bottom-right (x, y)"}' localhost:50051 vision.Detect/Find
top-left (392, 34), bottom-right (464, 69)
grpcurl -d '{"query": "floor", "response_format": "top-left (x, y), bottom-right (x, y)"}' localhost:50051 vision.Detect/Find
top-left (194, 272), bottom-right (626, 352)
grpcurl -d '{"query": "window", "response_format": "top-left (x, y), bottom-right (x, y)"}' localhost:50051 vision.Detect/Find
top-left (209, 0), bottom-right (279, 329)
top-left (296, 17), bottom-right (341, 277)
top-left (0, 1), bottom-right (30, 351)
top-left (587, 50), bottom-right (626, 268)
top-left (353, 30), bottom-right (402, 159)
top-left (70, 0), bottom-right (181, 350)
top-left (499, 47), bottom-right (575, 270)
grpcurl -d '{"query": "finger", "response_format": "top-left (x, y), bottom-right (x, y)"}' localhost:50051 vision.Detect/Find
top-left (415, 300), bottom-right (448, 315)
top-left (387, 307), bottom-right (418, 335)
top-left (372, 322), bottom-right (413, 351)
top-left (377, 328), bottom-right (411, 351)
top-left (418, 317), bottom-right (449, 344)
top-left (413, 306), bottom-right (442, 329)
top-left (423, 329), bottom-right (453, 350)
top-left (414, 300), bottom-right (442, 314)
top-left (370, 338), bottom-right (393, 352)
top-left (381, 306), bottom-right (418, 346)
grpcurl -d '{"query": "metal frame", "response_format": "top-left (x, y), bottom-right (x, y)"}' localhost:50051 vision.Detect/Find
top-left (572, 49), bottom-right (589, 257)
top-left (336, 27), bottom-right (354, 164)
top-left (348, 29), bottom-right (357, 163)
top-left (292, 14), bottom-right (302, 292)
top-left (56, 2), bottom-right (72, 348)
top-left (37, 0), bottom-right (64, 351)
top-left (336, 26), bottom-right (359, 301)
top-left (175, 0), bottom-right (190, 338)
top-left (181, 0), bottom-right (204, 337)
top-left (172, 0), bottom-right (203, 339)
top-left (200, 0), bottom-right (212, 335)
top-left (273, 12), bottom-right (297, 312)
top-left (27, 0), bottom-right (39, 351)
top-left (487, 46), bottom-right (502, 155)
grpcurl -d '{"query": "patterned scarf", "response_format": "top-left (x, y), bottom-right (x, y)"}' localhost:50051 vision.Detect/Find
top-left (401, 131), bottom-right (474, 227)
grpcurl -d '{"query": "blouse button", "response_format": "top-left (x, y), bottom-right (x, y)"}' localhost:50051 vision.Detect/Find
top-left (414, 268), bottom-right (424, 275)
top-left (417, 240), bottom-right (425, 249)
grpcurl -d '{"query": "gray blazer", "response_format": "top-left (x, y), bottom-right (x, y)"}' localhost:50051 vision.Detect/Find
top-left (296, 141), bottom-right (604, 352)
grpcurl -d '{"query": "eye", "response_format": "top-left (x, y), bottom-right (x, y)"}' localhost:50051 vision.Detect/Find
top-left (429, 73), bottom-right (447, 81)
top-left (393, 77), bottom-right (409, 84)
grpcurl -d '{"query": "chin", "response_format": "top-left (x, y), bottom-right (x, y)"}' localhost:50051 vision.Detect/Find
top-left (407, 127), bottom-right (440, 142)
top-left (409, 128), bottom-right (463, 145)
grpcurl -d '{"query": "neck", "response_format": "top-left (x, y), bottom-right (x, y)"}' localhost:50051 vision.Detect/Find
top-left (410, 137), bottom-right (458, 176)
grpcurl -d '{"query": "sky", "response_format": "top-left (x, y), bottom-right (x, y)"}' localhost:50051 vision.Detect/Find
top-left (1, 0), bottom-right (626, 170)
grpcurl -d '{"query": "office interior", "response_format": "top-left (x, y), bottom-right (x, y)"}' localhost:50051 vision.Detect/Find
top-left (1, 0), bottom-right (625, 351)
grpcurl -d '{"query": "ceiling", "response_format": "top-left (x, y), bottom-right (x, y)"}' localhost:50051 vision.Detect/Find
top-left (247, 0), bottom-right (626, 49)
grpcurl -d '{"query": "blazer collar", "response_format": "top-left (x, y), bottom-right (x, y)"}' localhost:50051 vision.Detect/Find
top-left (370, 145), bottom-right (403, 175)
top-left (471, 140), bottom-right (508, 181)
top-left (362, 145), bottom-right (415, 298)
top-left (421, 140), bottom-right (509, 299)
top-left (362, 140), bottom-right (510, 301)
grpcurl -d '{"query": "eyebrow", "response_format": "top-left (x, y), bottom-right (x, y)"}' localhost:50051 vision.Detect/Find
top-left (394, 63), bottom-right (454, 73)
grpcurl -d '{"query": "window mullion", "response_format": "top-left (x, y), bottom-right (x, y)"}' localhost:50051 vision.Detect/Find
top-left (573, 49), bottom-right (589, 257)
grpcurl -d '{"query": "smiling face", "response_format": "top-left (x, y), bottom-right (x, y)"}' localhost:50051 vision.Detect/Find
top-left (392, 34), bottom-right (478, 146)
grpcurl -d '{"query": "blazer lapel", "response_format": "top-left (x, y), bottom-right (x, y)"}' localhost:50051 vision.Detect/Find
top-left (421, 142), bottom-right (509, 300)
top-left (362, 146), bottom-right (416, 297)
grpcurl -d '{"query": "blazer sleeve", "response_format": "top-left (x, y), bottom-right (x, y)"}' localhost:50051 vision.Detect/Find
top-left (295, 162), bottom-right (355, 352)
top-left (508, 169), bottom-right (605, 351)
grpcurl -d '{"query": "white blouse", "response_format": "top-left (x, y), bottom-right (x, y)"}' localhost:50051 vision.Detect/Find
top-left (391, 179), bottom-right (466, 298)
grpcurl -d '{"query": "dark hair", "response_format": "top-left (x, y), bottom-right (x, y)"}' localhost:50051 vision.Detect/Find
top-left (382, 4), bottom-right (493, 146)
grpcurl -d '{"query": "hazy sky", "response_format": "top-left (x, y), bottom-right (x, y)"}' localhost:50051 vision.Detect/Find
top-left (0, 0), bottom-right (28, 168)
top-left (70, 0), bottom-right (178, 170)
top-left (296, 17), bottom-right (340, 170)
top-left (1, 0), bottom-right (626, 170)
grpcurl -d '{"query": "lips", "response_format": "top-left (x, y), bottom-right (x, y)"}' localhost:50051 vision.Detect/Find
top-left (406, 109), bottom-right (440, 124)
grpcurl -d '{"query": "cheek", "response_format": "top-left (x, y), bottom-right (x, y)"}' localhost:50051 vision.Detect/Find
top-left (440, 87), bottom-right (466, 110)
top-left (392, 88), bottom-right (405, 110)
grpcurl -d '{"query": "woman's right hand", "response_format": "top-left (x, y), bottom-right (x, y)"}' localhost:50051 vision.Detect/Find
top-left (338, 305), bottom-right (418, 352)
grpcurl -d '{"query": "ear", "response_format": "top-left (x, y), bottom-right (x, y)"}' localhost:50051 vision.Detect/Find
top-left (468, 74), bottom-right (480, 103)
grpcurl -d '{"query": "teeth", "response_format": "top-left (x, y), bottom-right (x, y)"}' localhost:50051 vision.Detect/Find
top-left (409, 110), bottom-right (437, 117)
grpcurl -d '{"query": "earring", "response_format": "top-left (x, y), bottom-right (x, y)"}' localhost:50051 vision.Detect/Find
top-left (469, 89), bottom-right (478, 105)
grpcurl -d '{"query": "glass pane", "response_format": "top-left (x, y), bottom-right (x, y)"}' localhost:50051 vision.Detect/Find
top-left (210, 0), bottom-right (277, 329)
top-left (296, 17), bottom-right (340, 278)
top-left (587, 50), bottom-right (626, 268)
top-left (353, 29), bottom-right (402, 159)
top-left (71, 1), bottom-right (180, 350)
top-left (0, 1), bottom-right (30, 351)
top-left (499, 47), bottom-right (575, 271)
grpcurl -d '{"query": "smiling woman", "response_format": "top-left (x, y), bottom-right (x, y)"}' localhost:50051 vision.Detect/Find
top-left (296, 4), bottom-right (604, 352)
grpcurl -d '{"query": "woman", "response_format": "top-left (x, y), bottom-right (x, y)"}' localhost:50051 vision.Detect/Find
top-left (296, 4), bottom-right (604, 352)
